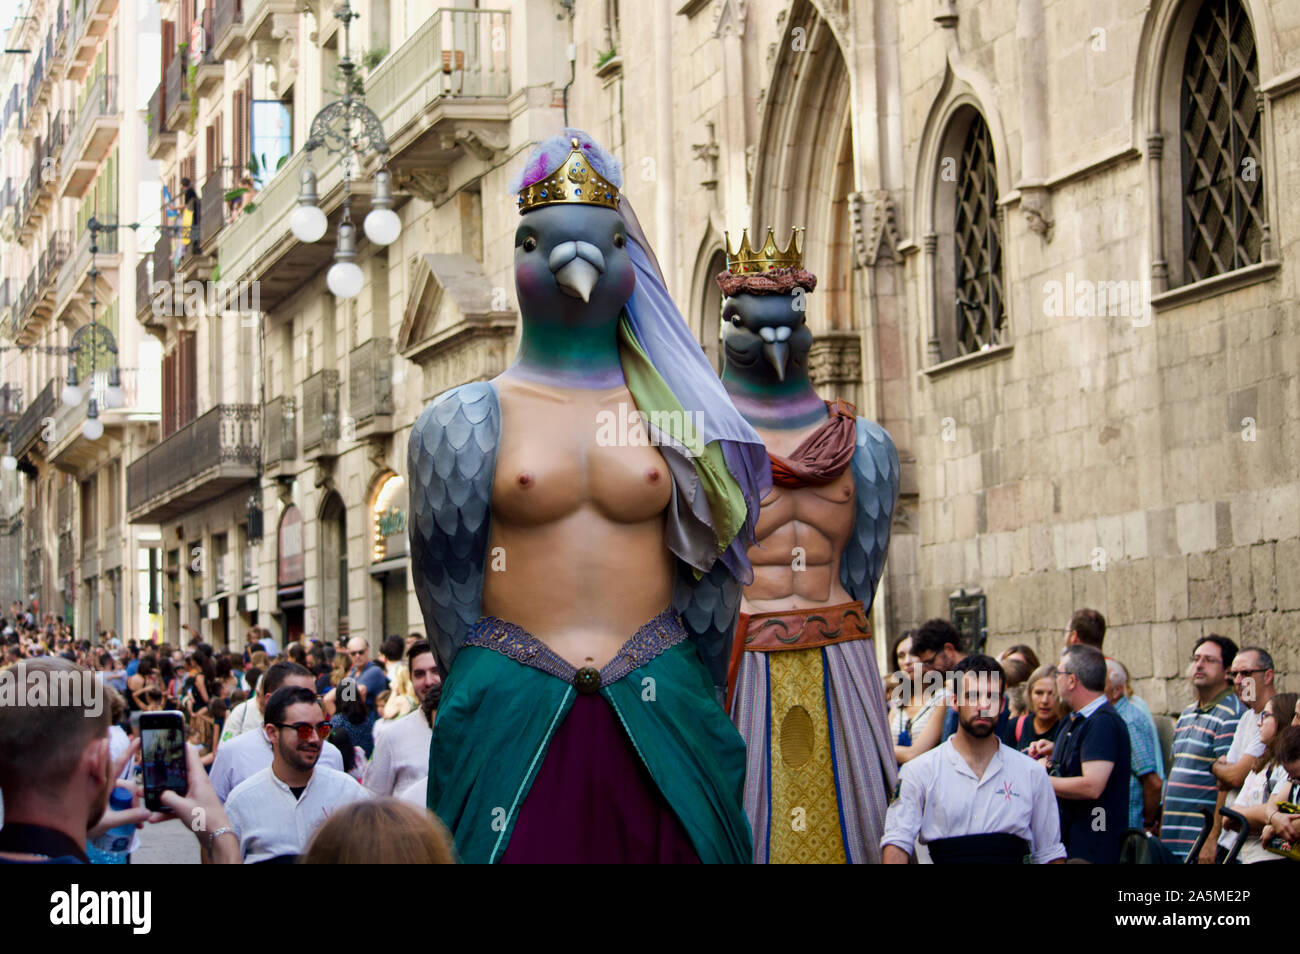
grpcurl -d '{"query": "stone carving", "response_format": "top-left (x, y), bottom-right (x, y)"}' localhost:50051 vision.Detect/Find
top-left (808, 331), bottom-right (862, 386)
top-left (849, 191), bottom-right (902, 267)
top-left (393, 169), bottom-right (451, 203)
top-left (1020, 186), bottom-right (1054, 242)
top-left (455, 126), bottom-right (510, 162)
top-left (692, 122), bottom-right (720, 190)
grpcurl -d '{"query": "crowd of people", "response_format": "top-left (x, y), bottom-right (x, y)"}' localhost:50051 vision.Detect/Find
top-left (884, 608), bottom-right (1298, 863)
top-left (0, 600), bottom-right (1295, 864)
top-left (0, 608), bottom-right (453, 864)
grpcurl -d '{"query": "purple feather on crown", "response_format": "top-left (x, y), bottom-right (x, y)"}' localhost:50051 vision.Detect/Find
top-left (510, 127), bottom-right (624, 195)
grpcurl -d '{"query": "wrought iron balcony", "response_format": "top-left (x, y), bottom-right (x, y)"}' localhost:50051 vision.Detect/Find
top-left (164, 52), bottom-right (188, 133)
top-left (263, 395), bottom-right (296, 476)
top-left (147, 83), bottom-right (174, 160)
top-left (11, 379), bottom-right (56, 462)
top-left (126, 404), bottom-right (260, 524)
top-left (69, 0), bottom-right (116, 81)
top-left (195, 7), bottom-right (223, 96)
top-left (212, 0), bottom-right (245, 60)
top-left (301, 369), bottom-right (340, 457)
top-left (63, 74), bottom-right (119, 198)
top-left (199, 165), bottom-right (233, 250)
top-left (56, 226), bottom-right (119, 321)
top-left (349, 337), bottom-right (394, 436)
top-left (50, 366), bottom-right (161, 470)
top-left (38, 230), bottom-right (70, 298)
top-left (0, 382), bottom-right (22, 420)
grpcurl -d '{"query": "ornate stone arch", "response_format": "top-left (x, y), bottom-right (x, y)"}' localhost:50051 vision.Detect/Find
top-left (1133, 0), bottom-right (1279, 293)
top-left (751, 0), bottom-right (854, 335)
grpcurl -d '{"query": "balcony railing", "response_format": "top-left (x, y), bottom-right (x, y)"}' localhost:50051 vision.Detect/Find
top-left (301, 369), bottom-right (339, 452)
top-left (199, 165), bottom-right (233, 249)
top-left (263, 395), bottom-right (296, 468)
top-left (13, 380), bottom-right (55, 458)
top-left (0, 382), bottom-right (22, 418)
top-left (67, 73), bottom-right (118, 161)
top-left (213, 0), bottom-right (243, 56)
top-left (164, 53), bottom-right (188, 132)
top-left (152, 228), bottom-right (174, 291)
top-left (146, 83), bottom-right (171, 157)
top-left (58, 225), bottom-right (119, 310)
top-left (349, 337), bottom-right (394, 426)
top-left (39, 230), bottom-right (71, 292)
top-left (48, 109), bottom-right (69, 162)
top-left (52, 366), bottom-right (162, 463)
top-left (126, 404), bottom-right (260, 516)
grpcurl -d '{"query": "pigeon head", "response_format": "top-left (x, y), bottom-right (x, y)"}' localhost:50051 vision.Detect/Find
top-left (513, 203), bottom-right (634, 323)
top-left (511, 129), bottom-right (632, 327)
top-left (722, 290), bottom-right (813, 384)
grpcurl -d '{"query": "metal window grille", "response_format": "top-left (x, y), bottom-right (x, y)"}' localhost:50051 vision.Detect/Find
top-left (1180, 0), bottom-right (1263, 283)
top-left (954, 114), bottom-right (1004, 355)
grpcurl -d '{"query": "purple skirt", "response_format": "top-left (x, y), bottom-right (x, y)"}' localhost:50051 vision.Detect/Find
top-left (499, 692), bottom-right (701, 864)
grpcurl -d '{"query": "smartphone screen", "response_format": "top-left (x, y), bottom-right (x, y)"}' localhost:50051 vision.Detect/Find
top-left (140, 710), bottom-right (188, 811)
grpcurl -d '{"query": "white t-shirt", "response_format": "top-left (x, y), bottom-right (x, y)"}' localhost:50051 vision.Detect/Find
top-left (225, 765), bottom-right (369, 863)
top-left (1218, 707), bottom-right (1266, 849)
top-left (398, 775), bottom-right (428, 808)
top-left (882, 739), bottom-right (1067, 864)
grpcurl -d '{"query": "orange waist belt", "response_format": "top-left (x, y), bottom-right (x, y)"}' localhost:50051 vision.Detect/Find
top-left (726, 600), bottom-right (873, 705)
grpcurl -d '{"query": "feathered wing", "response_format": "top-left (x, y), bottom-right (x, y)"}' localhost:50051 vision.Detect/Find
top-left (407, 382), bottom-right (500, 674)
top-left (839, 417), bottom-right (901, 608)
top-left (673, 558), bottom-right (743, 695)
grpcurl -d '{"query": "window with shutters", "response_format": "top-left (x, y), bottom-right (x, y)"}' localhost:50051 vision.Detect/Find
top-left (162, 348), bottom-right (177, 436)
top-left (1180, 0), bottom-right (1263, 283)
top-left (179, 330), bottom-right (198, 427)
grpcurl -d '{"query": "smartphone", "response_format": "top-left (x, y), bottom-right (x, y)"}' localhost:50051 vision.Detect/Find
top-left (139, 710), bottom-right (188, 811)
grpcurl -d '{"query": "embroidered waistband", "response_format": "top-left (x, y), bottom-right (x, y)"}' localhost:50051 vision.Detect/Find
top-left (463, 607), bottom-right (687, 691)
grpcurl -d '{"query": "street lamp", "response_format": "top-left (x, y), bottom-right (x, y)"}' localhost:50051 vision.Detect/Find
top-left (293, 0), bottom-right (400, 299)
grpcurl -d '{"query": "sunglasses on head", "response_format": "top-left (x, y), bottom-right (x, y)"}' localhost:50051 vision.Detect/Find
top-left (273, 721), bottom-right (331, 742)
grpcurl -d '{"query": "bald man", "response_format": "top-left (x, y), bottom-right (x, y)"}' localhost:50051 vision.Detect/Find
top-left (346, 637), bottom-right (389, 713)
top-left (1105, 659), bottom-right (1162, 831)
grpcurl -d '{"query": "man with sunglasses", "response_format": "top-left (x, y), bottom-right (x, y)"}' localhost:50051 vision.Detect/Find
top-left (224, 686), bottom-right (369, 863)
top-left (1213, 646), bottom-right (1275, 861)
top-left (346, 636), bottom-right (389, 714)
top-left (210, 662), bottom-right (344, 801)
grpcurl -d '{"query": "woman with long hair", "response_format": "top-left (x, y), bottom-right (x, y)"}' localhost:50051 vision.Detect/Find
top-left (185, 647), bottom-right (216, 715)
top-left (1226, 692), bottom-right (1298, 863)
top-left (892, 634), bottom-right (948, 765)
top-left (1002, 664), bottom-right (1064, 751)
top-left (330, 676), bottom-right (378, 760)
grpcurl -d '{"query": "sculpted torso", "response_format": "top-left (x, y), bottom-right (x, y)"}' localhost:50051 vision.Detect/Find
top-left (479, 375), bottom-right (675, 668)
top-left (743, 419), bottom-right (856, 615)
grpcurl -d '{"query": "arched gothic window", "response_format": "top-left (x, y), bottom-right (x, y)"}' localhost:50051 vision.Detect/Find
top-left (1179, 0), bottom-right (1263, 283)
top-left (954, 114), bottom-right (1004, 354)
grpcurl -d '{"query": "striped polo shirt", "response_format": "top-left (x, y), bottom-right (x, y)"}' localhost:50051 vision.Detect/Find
top-left (1160, 688), bottom-right (1244, 860)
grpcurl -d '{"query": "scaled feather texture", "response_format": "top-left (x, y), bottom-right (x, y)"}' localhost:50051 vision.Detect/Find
top-left (839, 417), bottom-right (901, 609)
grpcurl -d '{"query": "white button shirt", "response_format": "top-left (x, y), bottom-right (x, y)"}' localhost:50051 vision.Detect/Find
top-left (210, 727), bottom-right (345, 801)
top-left (363, 710), bottom-right (432, 797)
top-left (224, 764), bottom-right (369, 863)
top-left (882, 739), bottom-right (1067, 863)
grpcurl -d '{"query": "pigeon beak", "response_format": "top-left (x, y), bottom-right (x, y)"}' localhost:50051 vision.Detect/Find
top-left (763, 341), bottom-right (790, 381)
top-left (550, 240), bottom-right (606, 303)
top-left (553, 257), bottom-right (601, 303)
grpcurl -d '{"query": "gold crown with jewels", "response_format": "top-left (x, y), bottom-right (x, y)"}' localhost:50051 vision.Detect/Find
top-left (517, 138), bottom-right (621, 214)
top-left (724, 227), bottom-right (805, 274)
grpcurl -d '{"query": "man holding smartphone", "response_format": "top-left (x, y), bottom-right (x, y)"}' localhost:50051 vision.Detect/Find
top-left (224, 685), bottom-right (369, 863)
top-left (0, 658), bottom-right (240, 865)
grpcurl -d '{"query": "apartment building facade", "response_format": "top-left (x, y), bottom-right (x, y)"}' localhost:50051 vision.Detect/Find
top-left (1, 0), bottom-right (163, 639)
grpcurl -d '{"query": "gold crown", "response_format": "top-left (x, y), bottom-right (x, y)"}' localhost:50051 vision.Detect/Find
top-left (517, 138), bottom-right (620, 215)
top-left (724, 227), bottom-right (805, 274)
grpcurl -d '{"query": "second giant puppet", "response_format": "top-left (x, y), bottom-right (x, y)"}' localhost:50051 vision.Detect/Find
top-left (407, 130), bottom-right (771, 864)
top-left (718, 229), bottom-right (900, 864)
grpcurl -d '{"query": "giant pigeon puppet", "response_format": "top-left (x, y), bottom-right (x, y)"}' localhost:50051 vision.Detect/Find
top-left (407, 130), bottom-right (771, 864)
top-left (717, 228), bottom-right (900, 864)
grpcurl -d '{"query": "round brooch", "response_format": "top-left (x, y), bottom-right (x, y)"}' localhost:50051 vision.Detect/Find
top-left (574, 666), bottom-right (601, 694)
